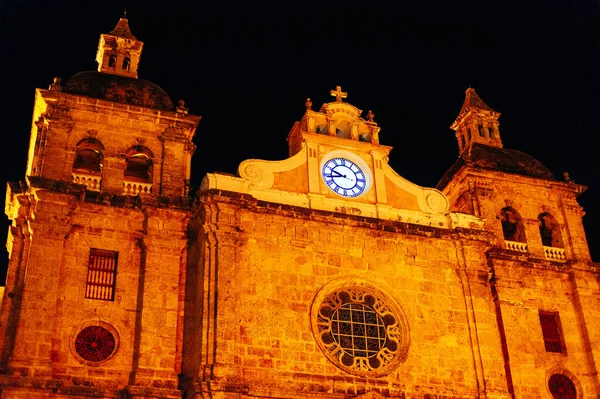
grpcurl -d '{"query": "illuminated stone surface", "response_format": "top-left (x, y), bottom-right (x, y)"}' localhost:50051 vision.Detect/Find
top-left (0, 18), bottom-right (598, 399)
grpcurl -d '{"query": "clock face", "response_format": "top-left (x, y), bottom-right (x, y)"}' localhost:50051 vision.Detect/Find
top-left (321, 157), bottom-right (368, 198)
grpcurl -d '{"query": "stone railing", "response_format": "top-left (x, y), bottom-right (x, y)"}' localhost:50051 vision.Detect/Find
top-left (123, 181), bottom-right (152, 196)
top-left (72, 172), bottom-right (101, 192)
top-left (544, 246), bottom-right (566, 262)
top-left (504, 240), bottom-right (528, 253)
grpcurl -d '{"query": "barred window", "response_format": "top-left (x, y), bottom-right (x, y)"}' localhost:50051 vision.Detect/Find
top-left (86, 249), bottom-right (118, 301)
top-left (539, 310), bottom-right (564, 353)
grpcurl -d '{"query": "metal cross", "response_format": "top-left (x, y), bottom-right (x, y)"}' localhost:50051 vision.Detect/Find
top-left (330, 85), bottom-right (347, 102)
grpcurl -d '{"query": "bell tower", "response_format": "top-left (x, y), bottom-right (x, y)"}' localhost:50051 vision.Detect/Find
top-left (1, 17), bottom-right (200, 398)
top-left (450, 87), bottom-right (502, 153)
top-left (96, 17), bottom-right (143, 78)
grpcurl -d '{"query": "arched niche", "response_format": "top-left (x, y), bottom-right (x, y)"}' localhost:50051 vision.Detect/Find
top-left (335, 117), bottom-right (352, 139)
top-left (500, 206), bottom-right (526, 243)
top-left (73, 138), bottom-right (104, 175)
top-left (539, 212), bottom-right (563, 248)
top-left (124, 145), bottom-right (154, 183)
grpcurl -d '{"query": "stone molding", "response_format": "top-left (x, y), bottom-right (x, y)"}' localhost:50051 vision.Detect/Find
top-left (238, 146), bottom-right (308, 189)
top-left (202, 141), bottom-right (479, 230)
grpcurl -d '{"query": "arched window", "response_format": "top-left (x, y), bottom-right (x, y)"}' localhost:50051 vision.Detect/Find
top-left (108, 54), bottom-right (117, 69)
top-left (478, 125), bottom-right (485, 137)
top-left (122, 56), bottom-right (130, 71)
top-left (500, 207), bottom-right (526, 242)
top-left (73, 138), bottom-right (104, 174)
top-left (124, 146), bottom-right (153, 183)
top-left (335, 119), bottom-right (352, 139)
top-left (539, 213), bottom-right (563, 248)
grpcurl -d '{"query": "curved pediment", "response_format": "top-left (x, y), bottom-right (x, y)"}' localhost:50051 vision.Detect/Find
top-left (319, 101), bottom-right (363, 122)
top-left (201, 141), bottom-right (480, 230)
top-left (381, 161), bottom-right (450, 214)
top-left (238, 146), bottom-right (308, 189)
top-left (201, 85), bottom-right (481, 230)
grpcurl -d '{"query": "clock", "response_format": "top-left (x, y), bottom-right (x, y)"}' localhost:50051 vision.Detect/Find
top-left (321, 157), bottom-right (369, 198)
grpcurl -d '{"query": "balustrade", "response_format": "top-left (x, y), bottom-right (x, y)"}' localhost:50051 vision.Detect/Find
top-left (544, 246), bottom-right (566, 262)
top-left (504, 240), bottom-right (528, 253)
top-left (123, 181), bottom-right (152, 196)
top-left (72, 172), bottom-right (101, 191)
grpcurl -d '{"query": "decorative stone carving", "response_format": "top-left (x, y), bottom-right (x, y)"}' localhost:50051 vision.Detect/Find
top-left (311, 278), bottom-right (409, 377)
top-left (305, 97), bottom-right (312, 111)
top-left (176, 99), bottom-right (189, 114)
top-left (48, 77), bottom-right (63, 91)
top-left (351, 124), bottom-right (359, 140)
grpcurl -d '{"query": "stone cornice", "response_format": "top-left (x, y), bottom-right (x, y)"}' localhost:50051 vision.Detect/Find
top-left (14, 176), bottom-right (194, 211)
top-left (198, 188), bottom-right (493, 243)
top-left (444, 167), bottom-right (587, 197)
top-left (37, 88), bottom-right (201, 128)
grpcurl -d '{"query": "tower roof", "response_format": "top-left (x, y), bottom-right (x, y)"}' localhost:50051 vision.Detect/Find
top-left (107, 18), bottom-right (138, 40)
top-left (450, 87), bottom-right (503, 152)
top-left (458, 87), bottom-right (496, 115)
top-left (436, 143), bottom-right (555, 190)
top-left (63, 71), bottom-right (174, 111)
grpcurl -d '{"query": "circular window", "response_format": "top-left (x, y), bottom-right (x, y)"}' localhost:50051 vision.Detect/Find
top-left (75, 326), bottom-right (116, 362)
top-left (312, 285), bottom-right (409, 376)
top-left (548, 374), bottom-right (577, 399)
top-left (70, 321), bottom-right (119, 366)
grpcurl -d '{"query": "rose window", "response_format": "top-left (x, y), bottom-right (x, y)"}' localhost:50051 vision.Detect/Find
top-left (313, 286), bottom-right (409, 376)
top-left (548, 374), bottom-right (577, 399)
top-left (74, 326), bottom-right (116, 362)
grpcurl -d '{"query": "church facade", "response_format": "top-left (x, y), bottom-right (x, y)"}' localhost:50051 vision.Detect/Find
top-left (0, 18), bottom-right (598, 399)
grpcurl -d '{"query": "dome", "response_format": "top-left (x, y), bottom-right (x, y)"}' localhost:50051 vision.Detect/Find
top-left (437, 143), bottom-right (555, 190)
top-left (63, 71), bottom-right (174, 111)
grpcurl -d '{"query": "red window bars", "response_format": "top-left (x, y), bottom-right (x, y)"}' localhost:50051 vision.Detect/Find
top-left (539, 310), bottom-right (563, 353)
top-left (85, 249), bottom-right (118, 301)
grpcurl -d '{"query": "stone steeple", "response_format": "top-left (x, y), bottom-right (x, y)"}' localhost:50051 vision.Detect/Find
top-left (95, 18), bottom-right (144, 78)
top-left (450, 88), bottom-right (502, 153)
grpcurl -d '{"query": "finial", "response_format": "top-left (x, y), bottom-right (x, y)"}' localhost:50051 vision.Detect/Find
top-left (305, 98), bottom-right (312, 111)
top-left (177, 99), bottom-right (189, 114)
top-left (124, 10), bottom-right (127, 19)
top-left (48, 77), bottom-right (62, 91)
top-left (367, 110), bottom-right (375, 122)
top-left (563, 171), bottom-right (573, 182)
top-left (330, 85), bottom-right (347, 102)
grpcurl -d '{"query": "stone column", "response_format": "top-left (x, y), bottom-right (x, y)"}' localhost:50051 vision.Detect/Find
top-left (8, 191), bottom-right (73, 377)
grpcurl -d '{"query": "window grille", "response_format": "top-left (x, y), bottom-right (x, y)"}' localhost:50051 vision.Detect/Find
top-left (548, 374), bottom-right (577, 399)
top-left (86, 249), bottom-right (118, 301)
top-left (539, 310), bottom-right (563, 353)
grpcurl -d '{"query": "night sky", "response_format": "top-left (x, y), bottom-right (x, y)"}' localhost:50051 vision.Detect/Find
top-left (1, 1), bottom-right (599, 276)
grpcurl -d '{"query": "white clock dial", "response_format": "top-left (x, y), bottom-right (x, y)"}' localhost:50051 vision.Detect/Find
top-left (321, 157), bottom-right (367, 198)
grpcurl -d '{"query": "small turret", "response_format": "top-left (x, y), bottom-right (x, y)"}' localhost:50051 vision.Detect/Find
top-left (95, 18), bottom-right (143, 78)
top-left (450, 88), bottom-right (502, 153)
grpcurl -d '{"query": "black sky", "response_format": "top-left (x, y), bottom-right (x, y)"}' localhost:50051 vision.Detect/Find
top-left (1, 0), bottom-right (599, 275)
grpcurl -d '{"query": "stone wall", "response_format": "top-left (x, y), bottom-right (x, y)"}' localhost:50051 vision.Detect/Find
top-left (0, 180), bottom-right (190, 395)
top-left (187, 191), bottom-right (512, 399)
